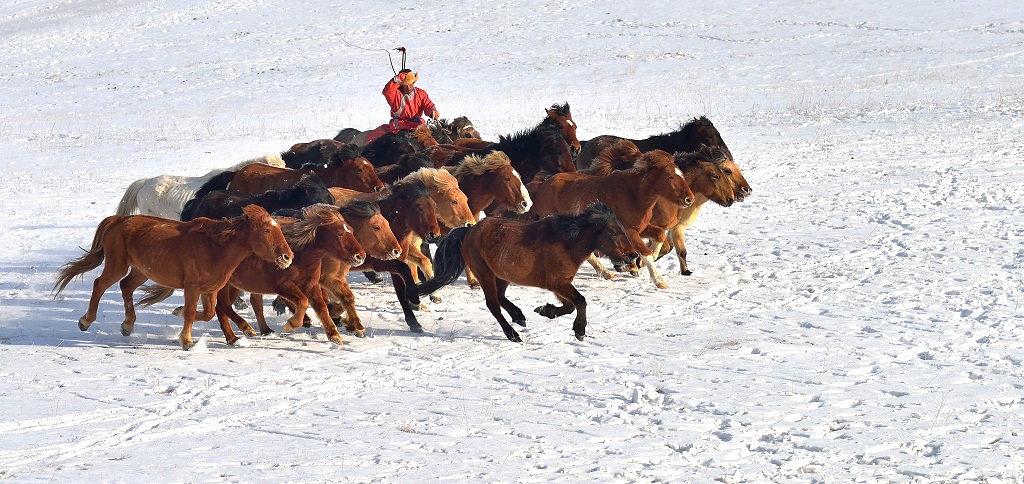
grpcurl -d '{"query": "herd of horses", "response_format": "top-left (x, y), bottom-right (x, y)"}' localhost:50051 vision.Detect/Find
top-left (54, 104), bottom-right (752, 349)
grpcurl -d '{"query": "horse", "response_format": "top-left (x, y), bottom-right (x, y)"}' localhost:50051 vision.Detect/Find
top-left (576, 116), bottom-right (753, 201)
top-left (270, 200), bottom-right (404, 336)
top-left (329, 179), bottom-right (440, 332)
top-left (375, 152), bottom-right (434, 184)
top-left (53, 205), bottom-right (293, 350)
top-left (525, 149), bottom-right (694, 289)
top-left (586, 140), bottom-right (736, 279)
top-left (417, 202), bottom-right (640, 342)
top-left (114, 156), bottom-right (285, 220)
top-left (209, 144), bottom-right (384, 196)
top-left (280, 139), bottom-right (358, 169)
top-left (360, 131), bottom-right (420, 168)
top-left (427, 103), bottom-right (580, 184)
top-left (180, 173), bottom-right (334, 221)
top-left (138, 204), bottom-right (365, 346)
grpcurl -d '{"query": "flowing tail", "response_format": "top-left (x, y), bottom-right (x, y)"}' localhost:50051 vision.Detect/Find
top-left (416, 227), bottom-right (469, 296)
top-left (115, 178), bottom-right (147, 216)
top-left (137, 284), bottom-right (176, 307)
top-left (53, 216), bottom-right (121, 295)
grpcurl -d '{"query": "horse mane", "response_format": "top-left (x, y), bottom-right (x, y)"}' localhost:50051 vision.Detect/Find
top-left (587, 139), bottom-right (642, 176)
top-left (535, 202), bottom-right (616, 241)
top-left (496, 118), bottom-right (563, 151)
top-left (232, 154), bottom-right (285, 170)
top-left (547, 102), bottom-right (571, 117)
top-left (402, 167), bottom-right (460, 196)
top-left (361, 132), bottom-right (416, 166)
top-left (333, 143), bottom-right (362, 161)
top-left (338, 200), bottom-right (381, 220)
top-left (453, 151), bottom-right (512, 178)
top-left (279, 203), bottom-right (345, 252)
top-left (397, 152), bottom-right (434, 172)
top-left (381, 177), bottom-right (430, 203)
top-left (673, 145), bottom-right (731, 169)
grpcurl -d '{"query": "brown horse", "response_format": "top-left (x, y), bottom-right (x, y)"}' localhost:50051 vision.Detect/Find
top-left (53, 205), bottom-right (293, 350)
top-left (418, 202), bottom-right (640, 342)
top-left (375, 152), bottom-right (434, 185)
top-left (180, 172), bottom-right (334, 221)
top-left (587, 140), bottom-right (736, 279)
top-left (218, 144), bottom-right (384, 195)
top-left (451, 151), bottom-right (533, 217)
top-left (266, 201), bottom-right (404, 336)
top-left (139, 204), bottom-right (365, 345)
top-left (330, 179), bottom-right (440, 332)
top-left (526, 149), bottom-right (694, 288)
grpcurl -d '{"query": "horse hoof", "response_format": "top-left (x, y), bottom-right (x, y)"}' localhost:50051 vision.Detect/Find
top-left (681, 270), bottom-right (692, 276)
top-left (226, 336), bottom-right (240, 346)
top-left (353, 330), bottom-right (366, 338)
top-left (260, 329), bottom-right (275, 337)
top-left (429, 294), bottom-right (442, 304)
top-left (417, 303), bottom-right (431, 312)
top-left (656, 281), bottom-right (669, 289)
top-left (243, 329), bottom-right (258, 337)
top-left (172, 306), bottom-right (184, 317)
top-left (601, 272), bottom-right (616, 281)
top-left (408, 324), bottom-right (424, 333)
top-left (329, 335), bottom-right (344, 346)
top-left (78, 317), bottom-right (91, 332)
top-left (120, 323), bottom-right (133, 337)
top-left (181, 341), bottom-right (195, 351)
top-left (629, 270), bottom-right (640, 277)
top-left (505, 332), bottom-right (523, 343)
top-left (534, 305), bottom-right (557, 319)
top-left (575, 333), bottom-right (585, 342)
top-left (513, 319), bottom-right (527, 327)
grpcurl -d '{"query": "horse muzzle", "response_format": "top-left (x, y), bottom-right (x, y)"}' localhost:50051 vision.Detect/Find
top-left (680, 196), bottom-right (694, 208)
top-left (351, 253), bottom-right (366, 266)
top-left (571, 145), bottom-right (581, 160)
top-left (426, 232), bottom-right (442, 243)
top-left (276, 253), bottom-right (293, 269)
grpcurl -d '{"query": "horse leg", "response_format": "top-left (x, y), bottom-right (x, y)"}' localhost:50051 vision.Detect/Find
top-left (117, 268), bottom-right (148, 336)
top-left (244, 292), bottom-right (272, 336)
top-left (306, 283), bottom-right (344, 346)
top-left (277, 283), bottom-right (311, 334)
top-left (495, 279), bottom-right (526, 327)
top-left (362, 271), bottom-right (383, 284)
top-left (79, 261), bottom-right (130, 332)
top-left (178, 289), bottom-right (202, 350)
top-left (550, 283), bottom-right (588, 341)
top-left (477, 271), bottom-right (521, 342)
top-left (331, 280), bottom-right (364, 336)
top-left (535, 294), bottom-right (575, 319)
top-left (586, 253), bottom-right (616, 280)
top-left (465, 266), bottom-right (480, 288)
top-left (389, 269), bottom-right (423, 333)
top-left (213, 287), bottom-right (242, 346)
top-left (666, 224), bottom-right (691, 276)
top-left (641, 244), bottom-right (670, 289)
top-left (405, 244), bottom-right (439, 306)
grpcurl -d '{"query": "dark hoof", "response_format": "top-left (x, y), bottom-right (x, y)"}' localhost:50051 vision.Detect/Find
top-left (430, 294), bottom-right (442, 304)
top-left (505, 331), bottom-right (523, 342)
top-left (233, 298), bottom-right (248, 311)
top-left (78, 321), bottom-right (89, 332)
top-left (681, 269), bottom-right (693, 276)
top-left (260, 329), bottom-right (275, 337)
top-left (302, 315), bottom-right (312, 328)
top-left (513, 319), bottom-right (527, 327)
top-left (534, 304), bottom-right (558, 319)
top-left (120, 326), bottom-right (132, 337)
top-left (575, 333), bottom-right (585, 341)
top-left (226, 336), bottom-right (240, 346)
top-left (408, 324), bottom-right (424, 333)
top-left (363, 271), bottom-right (383, 284)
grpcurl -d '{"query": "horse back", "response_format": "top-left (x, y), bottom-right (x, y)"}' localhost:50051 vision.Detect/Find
top-left (231, 164), bottom-right (300, 195)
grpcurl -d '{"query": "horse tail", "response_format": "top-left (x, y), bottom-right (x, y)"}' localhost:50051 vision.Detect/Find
top-left (53, 216), bottom-right (119, 296)
top-left (417, 226), bottom-right (470, 296)
top-left (115, 178), bottom-right (146, 216)
top-left (137, 284), bottom-right (175, 307)
top-left (192, 170), bottom-right (236, 202)
top-left (264, 153), bottom-right (285, 168)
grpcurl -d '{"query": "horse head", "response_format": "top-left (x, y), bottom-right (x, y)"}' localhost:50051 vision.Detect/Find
top-left (328, 144), bottom-right (385, 192)
top-left (391, 179), bottom-right (441, 243)
top-left (546, 103), bottom-right (582, 160)
top-left (675, 145), bottom-right (736, 207)
top-left (640, 150), bottom-right (694, 208)
top-left (408, 168), bottom-right (475, 229)
top-left (339, 201), bottom-right (403, 261)
top-left (458, 151), bottom-right (532, 214)
top-left (582, 202), bottom-right (639, 268)
top-left (308, 204), bottom-right (366, 267)
top-left (241, 204), bottom-right (293, 269)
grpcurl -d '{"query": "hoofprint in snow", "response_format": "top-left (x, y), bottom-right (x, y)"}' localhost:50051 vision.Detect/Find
top-left (2, 1), bottom-right (1023, 481)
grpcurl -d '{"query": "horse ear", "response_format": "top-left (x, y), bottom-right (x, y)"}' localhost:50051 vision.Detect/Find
top-left (241, 204), bottom-right (270, 221)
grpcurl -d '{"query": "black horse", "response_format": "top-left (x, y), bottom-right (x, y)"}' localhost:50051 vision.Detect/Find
top-left (181, 173), bottom-right (333, 221)
top-left (576, 116), bottom-right (733, 170)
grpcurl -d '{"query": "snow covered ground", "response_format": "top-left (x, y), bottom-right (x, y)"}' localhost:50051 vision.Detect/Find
top-left (2, 0), bottom-right (1023, 481)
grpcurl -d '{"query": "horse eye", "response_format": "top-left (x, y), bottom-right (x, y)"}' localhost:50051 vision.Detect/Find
top-left (711, 175), bottom-right (721, 181)
top-left (724, 170), bottom-right (733, 175)
top-left (504, 177), bottom-right (511, 182)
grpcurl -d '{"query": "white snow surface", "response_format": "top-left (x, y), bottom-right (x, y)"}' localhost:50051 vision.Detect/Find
top-left (2, 1), bottom-right (1024, 481)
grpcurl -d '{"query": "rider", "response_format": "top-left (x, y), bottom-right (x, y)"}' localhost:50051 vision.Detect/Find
top-left (364, 69), bottom-right (439, 144)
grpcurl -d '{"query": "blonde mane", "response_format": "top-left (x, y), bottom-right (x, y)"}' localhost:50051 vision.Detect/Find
top-left (453, 151), bottom-right (513, 179)
top-left (280, 204), bottom-right (345, 252)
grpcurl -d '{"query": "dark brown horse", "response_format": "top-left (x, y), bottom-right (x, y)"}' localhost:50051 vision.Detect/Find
top-left (587, 140), bottom-right (737, 279)
top-left (334, 116), bottom-right (479, 147)
top-left (139, 204), bottom-right (365, 346)
top-left (180, 173), bottom-right (334, 221)
top-left (427, 103), bottom-right (580, 184)
top-left (330, 179), bottom-right (441, 332)
top-left (53, 205), bottom-right (293, 350)
top-left (375, 152), bottom-right (434, 184)
top-left (526, 149), bottom-right (694, 288)
top-left (418, 203), bottom-right (640, 342)
top-left (196, 144), bottom-right (384, 197)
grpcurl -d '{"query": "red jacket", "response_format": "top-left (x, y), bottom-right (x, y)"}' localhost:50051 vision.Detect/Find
top-left (382, 76), bottom-right (436, 129)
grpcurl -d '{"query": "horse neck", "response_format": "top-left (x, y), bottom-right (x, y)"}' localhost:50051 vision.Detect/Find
top-left (198, 218), bottom-right (263, 269)
top-left (376, 198), bottom-right (415, 239)
top-left (458, 175), bottom-right (494, 214)
top-left (558, 220), bottom-right (609, 263)
top-left (605, 170), bottom-right (660, 223)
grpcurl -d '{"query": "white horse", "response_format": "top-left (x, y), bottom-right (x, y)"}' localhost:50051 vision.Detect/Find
top-left (115, 154), bottom-right (285, 220)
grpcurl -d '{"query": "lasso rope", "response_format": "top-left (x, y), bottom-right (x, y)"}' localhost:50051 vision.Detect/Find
top-left (338, 36), bottom-right (404, 75)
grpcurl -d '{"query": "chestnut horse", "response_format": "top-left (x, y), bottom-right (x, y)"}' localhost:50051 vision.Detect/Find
top-left (586, 140), bottom-right (736, 278)
top-left (53, 205), bottom-right (293, 350)
top-left (330, 179), bottom-right (440, 332)
top-left (139, 204), bottom-right (365, 346)
top-left (180, 173), bottom-right (334, 221)
top-left (115, 156), bottom-right (285, 220)
top-left (195, 143), bottom-right (384, 198)
top-left (576, 116), bottom-right (752, 201)
top-left (526, 149), bottom-right (694, 288)
top-left (417, 202), bottom-right (640, 342)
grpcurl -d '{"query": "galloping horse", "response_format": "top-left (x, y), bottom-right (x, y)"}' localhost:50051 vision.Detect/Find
top-left (330, 180), bottom-right (440, 332)
top-left (576, 116), bottom-right (752, 201)
top-left (180, 173), bottom-right (333, 221)
top-left (417, 203), bottom-right (640, 342)
top-left (360, 131), bottom-right (419, 168)
top-left (526, 149), bottom-right (694, 288)
top-left (587, 140), bottom-right (736, 278)
top-left (115, 156), bottom-right (285, 220)
top-left (280, 139), bottom-right (356, 169)
top-left (139, 204), bottom-right (365, 346)
top-left (428, 103), bottom-right (580, 184)
top-left (53, 205), bottom-right (293, 350)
